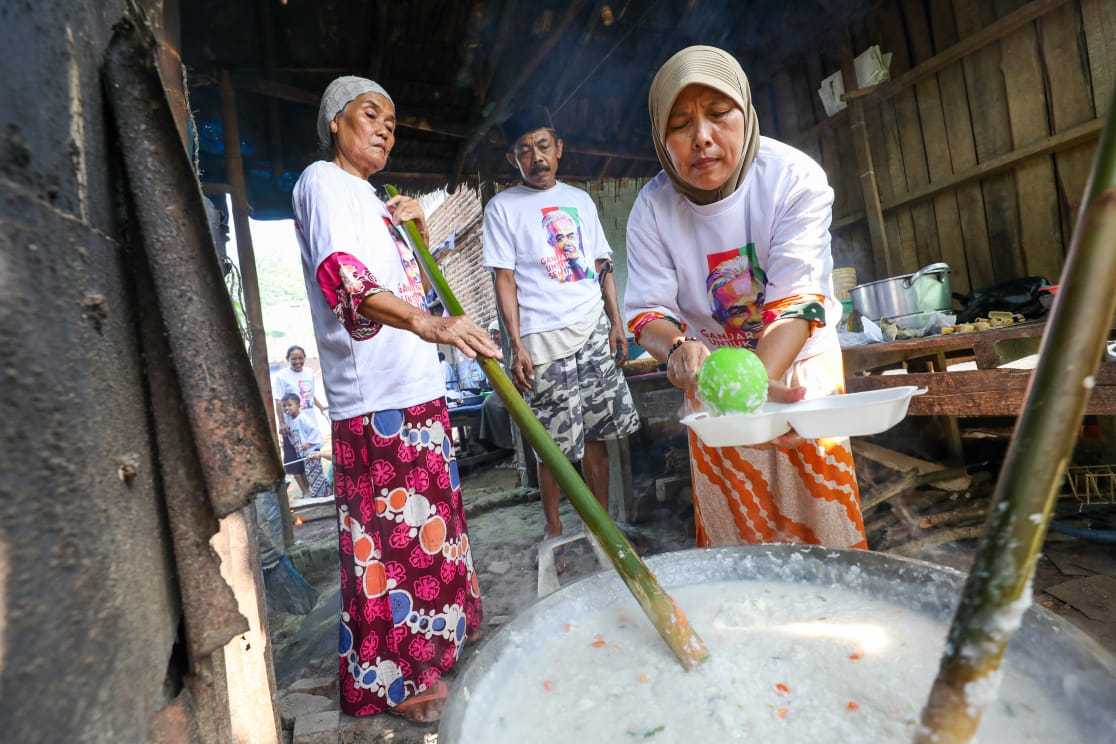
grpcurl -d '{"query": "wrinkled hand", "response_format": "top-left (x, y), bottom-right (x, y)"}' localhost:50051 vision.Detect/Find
top-left (608, 323), bottom-right (628, 366)
top-left (750, 381), bottom-right (808, 449)
top-left (509, 343), bottom-right (535, 393)
top-left (414, 315), bottom-right (502, 360)
top-left (385, 194), bottom-right (428, 241)
top-left (666, 340), bottom-right (709, 391)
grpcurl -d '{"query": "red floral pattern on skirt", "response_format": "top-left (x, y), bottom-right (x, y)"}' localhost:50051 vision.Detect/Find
top-left (333, 396), bottom-right (481, 717)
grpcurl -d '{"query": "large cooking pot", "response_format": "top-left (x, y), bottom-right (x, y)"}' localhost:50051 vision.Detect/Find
top-left (850, 262), bottom-right (952, 321)
top-left (441, 545), bottom-right (1116, 742)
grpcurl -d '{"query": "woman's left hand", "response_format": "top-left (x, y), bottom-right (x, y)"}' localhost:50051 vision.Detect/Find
top-left (608, 323), bottom-right (629, 365)
top-left (386, 195), bottom-right (428, 242)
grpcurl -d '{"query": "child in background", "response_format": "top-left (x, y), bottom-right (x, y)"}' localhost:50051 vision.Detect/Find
top-left (282, 393), bottom-right (328, 499)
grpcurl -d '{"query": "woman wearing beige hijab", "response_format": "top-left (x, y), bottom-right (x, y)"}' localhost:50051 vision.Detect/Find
top-left (624, 46), bottom-right (866, 549)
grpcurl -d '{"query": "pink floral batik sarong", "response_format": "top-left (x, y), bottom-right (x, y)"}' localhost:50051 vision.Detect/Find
top-left (332, 396), bottom-right (482, 717)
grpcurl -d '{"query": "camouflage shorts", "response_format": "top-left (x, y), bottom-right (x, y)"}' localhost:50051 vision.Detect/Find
top-left (528, 314), bottom-right (641, 461)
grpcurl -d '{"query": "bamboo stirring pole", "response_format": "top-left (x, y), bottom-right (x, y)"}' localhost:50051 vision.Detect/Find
top-left (914, 91), bottom-right (1116, 743)
top-left (386, 185), bottom-right (710, 670)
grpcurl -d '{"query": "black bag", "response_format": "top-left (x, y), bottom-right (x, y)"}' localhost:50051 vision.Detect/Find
top-left (954, 276), bottom-right (1052, 324)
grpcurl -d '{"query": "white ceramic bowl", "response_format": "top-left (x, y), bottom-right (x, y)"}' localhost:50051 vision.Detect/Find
top-left (681, 386), bottom-right (925, 446)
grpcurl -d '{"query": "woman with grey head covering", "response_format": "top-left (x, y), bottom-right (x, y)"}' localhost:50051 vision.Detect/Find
top-left (291, 75), bottom-right (500, 723)
top-left (624, 46), bottom-right (866, 551)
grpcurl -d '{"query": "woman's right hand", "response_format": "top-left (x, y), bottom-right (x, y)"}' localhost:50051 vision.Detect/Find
top-left (414, 315), bottom-right (503, 360)
top-left (666, 340), bottom-right (709, 391)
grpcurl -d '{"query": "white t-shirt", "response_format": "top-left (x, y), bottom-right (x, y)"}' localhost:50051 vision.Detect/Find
top-left (624, 137), bottom-right (841, 361)
top-left (272, 366), bottom-right (318, 421)
top-left (483, 182), bottom-right (611, 336)
top-left (287, 411), bottom-right (323, 452)
top-left (292, 161), bottom-right (445, 419)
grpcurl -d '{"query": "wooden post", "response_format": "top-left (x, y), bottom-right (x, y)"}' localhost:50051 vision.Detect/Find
top-left (219, 70), bottom-right (293, 548)
top-left (840, 43), bottom-right (892, 277)
top-left (219, 71), bottom-right (275, 417)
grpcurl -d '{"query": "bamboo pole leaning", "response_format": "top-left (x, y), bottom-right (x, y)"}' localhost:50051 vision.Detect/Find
top-left (913, 89), bottom-right (1116, 743)
top-left (385, 185), bottom-right (710, 671)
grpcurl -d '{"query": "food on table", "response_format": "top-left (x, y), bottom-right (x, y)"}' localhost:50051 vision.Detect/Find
top-left (697, 347), bottom-right (769, 415)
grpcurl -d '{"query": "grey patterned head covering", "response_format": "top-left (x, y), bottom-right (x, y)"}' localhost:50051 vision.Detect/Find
top-left (317, 76), bottom-right (393, 148)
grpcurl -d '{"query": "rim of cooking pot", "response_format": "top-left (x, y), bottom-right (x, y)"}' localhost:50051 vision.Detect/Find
top-left (903, 262), bottom-right (951, 288)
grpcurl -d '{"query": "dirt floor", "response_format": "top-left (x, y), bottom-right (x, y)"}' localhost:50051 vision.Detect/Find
top-left (267, 458), bottom-right (1116, 743)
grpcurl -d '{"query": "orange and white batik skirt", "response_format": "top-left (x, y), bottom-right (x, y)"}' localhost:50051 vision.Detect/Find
top-left (688, 349), bottom-right (867, 549)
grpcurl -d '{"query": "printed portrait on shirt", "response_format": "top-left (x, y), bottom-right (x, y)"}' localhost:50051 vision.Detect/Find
top-left (539, 206), bottom-right (595, 283)
top-left (382, 216), bottom-right (427, 308)
top-left (705, 243), bottom-right (768, 336)
top-left (297, 379), bottom-right (314, 409)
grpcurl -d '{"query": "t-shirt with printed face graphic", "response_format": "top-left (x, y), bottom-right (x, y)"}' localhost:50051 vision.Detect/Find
top-left (624, 136), bottom-right (841, 359)
top-left (483, 182), bottom-right (611, 336)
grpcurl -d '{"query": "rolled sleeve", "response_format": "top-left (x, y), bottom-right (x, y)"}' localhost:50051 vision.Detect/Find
top-left (315, 252), bottom-right (389, 340)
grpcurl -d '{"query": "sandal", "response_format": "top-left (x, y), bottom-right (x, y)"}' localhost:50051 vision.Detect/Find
top-left (389, 681), bottom-right (448, 724)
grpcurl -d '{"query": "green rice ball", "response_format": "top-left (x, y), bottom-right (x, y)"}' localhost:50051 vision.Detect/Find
top-left (697, 348), bottom-right (769, 414)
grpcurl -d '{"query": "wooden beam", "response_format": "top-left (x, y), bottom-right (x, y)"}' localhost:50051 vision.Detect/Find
top-left (832, 211), bottom-right (866, 230)
top-left (832, 117), bottom-right (1103, 230)
top-left (881, 117), bottom-right (1103, 212)
top-left (203, 73), bottom-right (660, 164)
top-left (844, 0), bottom-right (1073, 106)
top-left (840, 39), bottom-right (891, 277)
top-left (788, 108), bottom-right (848, 148)
top-left (845, 364), bottom-right (1116, 417)
top-left (450, 0), bottom-right (590, 189)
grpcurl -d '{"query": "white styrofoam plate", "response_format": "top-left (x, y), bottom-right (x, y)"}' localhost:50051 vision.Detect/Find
top-left (681, 385), bottom-right (926, 447)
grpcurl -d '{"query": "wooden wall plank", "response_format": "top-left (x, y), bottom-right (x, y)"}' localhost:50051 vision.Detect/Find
top-left (1040, 2), bottom-right (1098, 224)
top-left (811, 51), bottom-right (848, 216)
top-left (786, 57), bottom-right (822, 164)
top-left (837, 122), bottom-right (867, 215)
top-left (952, 0), bottom-right (1025, 284)
top-left (1082, 0), bottom-right (1116, 116)
top-left (882, 2), bottom-right (941, 269)
top-left (904, 0), bottom-right (968, 284)
top-left (819, 124), bottom-right (845, 214)
top-left (826, 45), bottom-right (867, 218)
top-left (863, 99), bottom-right (905, 274)
top-left (996, 2), bottom-right (1065, 280)
top-left (867, 12), bottom-right (920, 273)
top-left (928, 0), bottom-right (988, 294)
top-left (771, 69), bottom-right (801, 139)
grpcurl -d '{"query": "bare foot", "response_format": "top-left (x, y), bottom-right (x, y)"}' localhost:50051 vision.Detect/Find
top-left (389, 681), bottom-right (447, 723)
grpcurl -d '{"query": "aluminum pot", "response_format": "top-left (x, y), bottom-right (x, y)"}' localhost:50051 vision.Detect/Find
top-left (441, 545), bottom-right (1116, 742)
top-left (850, 262), bottom-right (952, 321)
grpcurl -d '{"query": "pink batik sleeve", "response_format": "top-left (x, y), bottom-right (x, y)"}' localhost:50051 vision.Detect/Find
top-left (316, 251), bottom-right (391, 341)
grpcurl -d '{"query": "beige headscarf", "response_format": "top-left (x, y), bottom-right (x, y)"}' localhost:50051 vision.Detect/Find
top-left (648, 45), bottom-right (760, 205)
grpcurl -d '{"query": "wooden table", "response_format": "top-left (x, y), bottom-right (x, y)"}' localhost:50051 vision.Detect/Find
top-left (843, 321), bottom-right (1116, 418)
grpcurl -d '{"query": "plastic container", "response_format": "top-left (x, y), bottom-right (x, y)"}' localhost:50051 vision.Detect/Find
top-left (681, 386), bottom-right (925, 446)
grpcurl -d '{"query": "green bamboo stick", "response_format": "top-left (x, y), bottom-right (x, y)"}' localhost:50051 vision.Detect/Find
top-left (914, 90), bottom-right (1116, 743)
top-left (387, 185), bottom-right (710, 670)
